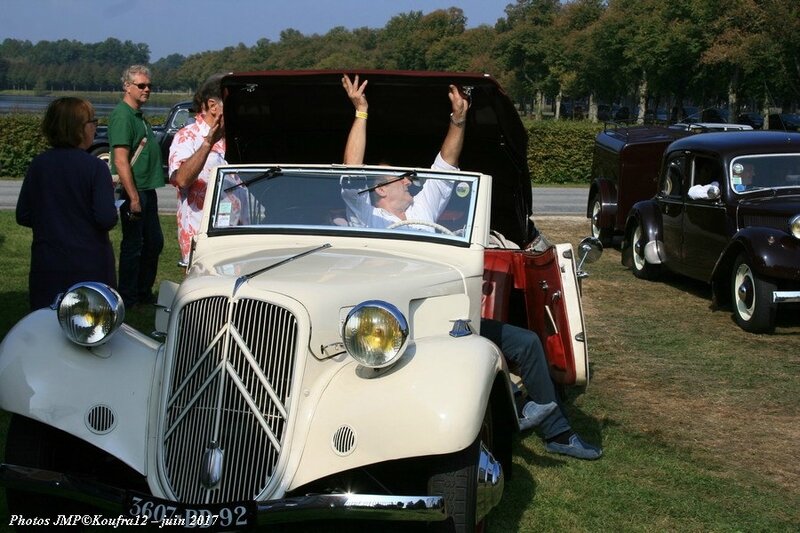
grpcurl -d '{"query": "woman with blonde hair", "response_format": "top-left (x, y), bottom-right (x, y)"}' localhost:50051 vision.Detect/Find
top-left (16, 97), bottom-right (118, 309)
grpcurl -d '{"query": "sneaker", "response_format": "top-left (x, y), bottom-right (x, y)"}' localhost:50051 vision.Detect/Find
top-left (518, 401), bottom-right (558, 431)
top-left (545, 433), bottom-right (603, 460)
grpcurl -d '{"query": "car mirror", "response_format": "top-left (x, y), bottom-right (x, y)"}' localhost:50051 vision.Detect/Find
top-left (578, 236), bottom-right (604, 267)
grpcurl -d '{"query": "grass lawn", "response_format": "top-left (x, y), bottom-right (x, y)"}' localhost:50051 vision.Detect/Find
top-left (0, 213), bottom-right (798, 531)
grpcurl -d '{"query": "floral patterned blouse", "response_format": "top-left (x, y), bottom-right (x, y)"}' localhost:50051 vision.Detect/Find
top-left (168, 114), bottom-right (227, 262)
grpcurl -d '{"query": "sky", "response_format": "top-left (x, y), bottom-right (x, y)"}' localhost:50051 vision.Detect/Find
top-left (2, 0), bottom-right (510, 61)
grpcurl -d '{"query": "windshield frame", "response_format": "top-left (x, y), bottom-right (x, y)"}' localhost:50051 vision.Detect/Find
top-left (205, 164), bottom-right (483, 248)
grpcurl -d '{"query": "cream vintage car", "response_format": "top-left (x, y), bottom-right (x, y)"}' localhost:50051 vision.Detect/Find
top-left (0, 71), bottom-right (601, 532)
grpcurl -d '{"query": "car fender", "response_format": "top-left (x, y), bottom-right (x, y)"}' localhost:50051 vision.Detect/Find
top-left (587, 178), bottom-right (618, 228)
top-left (712, 228), bottom-right (800, 303)
top-left (287, 333), bottom-right (515, 490)
top-left (621, 201), bottom-right (664, 267)
top-left (0, 308), bottom-right (161, 475)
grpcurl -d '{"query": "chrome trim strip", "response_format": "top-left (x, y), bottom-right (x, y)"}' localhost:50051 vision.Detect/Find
top-left (0, 463), bottom-right (447, 524)
top-left (773, 291), bottom-right (800, 303)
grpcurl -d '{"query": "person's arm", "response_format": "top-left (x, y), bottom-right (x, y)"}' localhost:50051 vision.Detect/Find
top-left (15, 170), bottom-right (33, 227)
top-left (439, 84), bottom-right (470, 168)
top-left (92, 161), bottom-right (119, 230)
top-left (170, 114), bottom-right (224, 189)
top-left (342, 74), bottom-right (369, 165)
top-left (113, 145), bottom-right (140, 214)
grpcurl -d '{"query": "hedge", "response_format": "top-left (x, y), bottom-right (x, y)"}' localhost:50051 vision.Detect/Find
top-left (1, 113), bottom-right (600, 184)
top-left (526, 119), bottom-right (603, 184)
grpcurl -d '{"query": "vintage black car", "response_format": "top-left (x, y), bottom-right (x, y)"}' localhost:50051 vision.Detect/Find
top-left (621, 131), bottom-right (800, 333)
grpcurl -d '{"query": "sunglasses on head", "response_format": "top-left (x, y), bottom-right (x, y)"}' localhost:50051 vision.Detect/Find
top-left (132, 83), bottom-right (152, 90)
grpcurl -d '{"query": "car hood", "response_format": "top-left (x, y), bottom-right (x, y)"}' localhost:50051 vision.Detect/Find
top-left (737, 193), bottom-right (800, 218)
top-left (183, 244), bottom-right (475, 356)
top-left (220, 69), bottom-right (533, 246)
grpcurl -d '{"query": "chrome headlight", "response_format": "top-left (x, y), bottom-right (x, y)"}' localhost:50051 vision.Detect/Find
top-left (57, 282), bottom-right (125, 346)
top-left (342, 301), bottom-right (409, 368)
top-left (789, 214), bottom-right (800, 239)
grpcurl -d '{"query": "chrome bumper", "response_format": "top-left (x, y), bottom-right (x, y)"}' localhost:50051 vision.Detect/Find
top-left (0, 463), bottom-right (445, 524)
top-left (0, 448), bottom-right (504, 525)
top-left (773, 290), bottom-right (800, 303)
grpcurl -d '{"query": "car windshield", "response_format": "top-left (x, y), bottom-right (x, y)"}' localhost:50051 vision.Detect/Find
top-left (730, 154), bottom-right (800, 193)
top-left (208, 166), bottom-right (480, 245)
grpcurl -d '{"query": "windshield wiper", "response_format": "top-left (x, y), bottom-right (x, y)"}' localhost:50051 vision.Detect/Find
top-left (224, 166), bottom-right (283, 193)
top-left (233, 243), bottom-right (332, 295)
top-left (357, 170), bottom-right (418, 195)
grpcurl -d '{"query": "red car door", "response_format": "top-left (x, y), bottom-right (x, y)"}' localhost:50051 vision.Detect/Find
top-left (482, 245), bottom-right (589, 386)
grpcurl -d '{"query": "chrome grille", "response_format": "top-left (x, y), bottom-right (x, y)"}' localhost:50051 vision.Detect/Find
top-left (162, 296), bottom-right (298, 503)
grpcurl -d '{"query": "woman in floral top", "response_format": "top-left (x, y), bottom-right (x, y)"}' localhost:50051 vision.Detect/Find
top-left (168, 74), bottom-right (227, 266)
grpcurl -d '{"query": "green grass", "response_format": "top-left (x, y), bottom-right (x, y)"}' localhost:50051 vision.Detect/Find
top-left (0, 213), bottom-right (798, 531)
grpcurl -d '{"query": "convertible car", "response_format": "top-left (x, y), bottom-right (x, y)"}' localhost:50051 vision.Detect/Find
top-left (0, 71), bottom-right (601, 532)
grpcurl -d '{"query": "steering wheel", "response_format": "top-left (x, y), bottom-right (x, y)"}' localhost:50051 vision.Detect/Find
top-left (387, 219), bottom-right (455, 235)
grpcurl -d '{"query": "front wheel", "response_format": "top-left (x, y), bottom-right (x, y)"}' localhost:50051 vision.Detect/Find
top-left (731, 253), bottom-right (777, 333)
top-left (427, 407), bottom-right (494, 533)
top-left (626, 222), bottom-right (661, 280)
top-left (590, 195), bottom-right (612, 247)
top-left (5, 415), bottom-right (87, 531)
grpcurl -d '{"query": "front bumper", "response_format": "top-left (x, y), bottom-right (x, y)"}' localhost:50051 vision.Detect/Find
top-left (0, 462), bottom-right (450, 526)
top-left (773, 290), bottom-right (800, 303)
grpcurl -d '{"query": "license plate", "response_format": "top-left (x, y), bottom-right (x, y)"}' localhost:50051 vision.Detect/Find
top-left (125, 491), bottom-right (256, 530)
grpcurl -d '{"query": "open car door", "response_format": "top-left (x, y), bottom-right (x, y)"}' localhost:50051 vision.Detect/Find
top-left (482, 244), bottom-right (589, 386)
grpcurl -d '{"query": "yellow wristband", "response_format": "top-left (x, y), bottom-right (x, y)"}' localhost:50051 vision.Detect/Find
top-left (355, 110), bottom-right (368, 120)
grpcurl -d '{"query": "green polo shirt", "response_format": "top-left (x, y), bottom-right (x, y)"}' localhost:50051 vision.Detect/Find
top-left (108, 101), bottom-right (163, 190)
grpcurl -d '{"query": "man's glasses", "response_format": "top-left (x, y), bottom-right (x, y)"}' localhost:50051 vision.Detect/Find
top-left (132, 83), bottom-right (152, 90)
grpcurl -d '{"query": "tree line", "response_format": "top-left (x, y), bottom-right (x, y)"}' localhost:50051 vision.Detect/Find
top-left (1, 0), bottom-right (798, 120)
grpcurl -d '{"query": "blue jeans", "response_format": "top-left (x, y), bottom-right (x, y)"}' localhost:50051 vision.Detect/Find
top-left (480, 319), bottom-right (571, 439)
top-left (118, 189), bottom-right (163, 307)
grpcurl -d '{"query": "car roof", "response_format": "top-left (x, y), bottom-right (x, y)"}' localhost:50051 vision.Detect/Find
top-left (667, 131), bottom-right (800, 157)
top-left (220, 69), bottom-right (533, 245)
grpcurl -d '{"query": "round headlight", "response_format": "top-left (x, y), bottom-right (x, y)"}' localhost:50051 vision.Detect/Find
top-left (342, 301), bottom-right (409, 368)
top-left (57, 282), bottom-right (125, 346)
top-left (789, 214), bottom-right (800, 239)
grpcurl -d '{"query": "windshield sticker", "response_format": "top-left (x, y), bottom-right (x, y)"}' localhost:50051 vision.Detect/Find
top-left (456, 182), bottom-right (470, 198)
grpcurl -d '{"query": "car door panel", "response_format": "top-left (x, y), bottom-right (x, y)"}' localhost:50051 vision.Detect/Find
top-left (482, 247), bottom-right (588, 386)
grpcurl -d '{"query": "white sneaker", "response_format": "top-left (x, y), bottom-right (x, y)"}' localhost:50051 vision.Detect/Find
top-left (518, 401), bottom-right (558, 431)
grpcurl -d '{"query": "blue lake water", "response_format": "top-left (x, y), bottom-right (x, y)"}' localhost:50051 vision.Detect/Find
top-left (0, 95), bottom-right (170, 116)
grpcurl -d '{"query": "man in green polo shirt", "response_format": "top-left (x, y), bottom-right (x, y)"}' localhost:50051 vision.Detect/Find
top-left (108, 64), bottom-right (164, 308)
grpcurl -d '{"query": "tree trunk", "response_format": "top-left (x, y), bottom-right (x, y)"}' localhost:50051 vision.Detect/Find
top-left (535, 90), bottom-right (544, 121)
top-left (588, 93), bottom-right (598, 123)
top-left (637, 75), bottom-right (647, 123)
top-left (555, 89), bottom-right (562, 120)
top-left (728, 81), bottom-right (737, 123)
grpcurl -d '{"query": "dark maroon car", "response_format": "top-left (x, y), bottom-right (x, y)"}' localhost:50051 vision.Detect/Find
top-left (621, 131), bottom-right (800, 333)
top-left (588, 122), bottom-right (753, 246)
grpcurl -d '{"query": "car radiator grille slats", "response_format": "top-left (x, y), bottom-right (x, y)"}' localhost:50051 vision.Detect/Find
top-left (742, 215), bottom-right (787, 231)
top-left (162, 296), bottom-right (298, 504)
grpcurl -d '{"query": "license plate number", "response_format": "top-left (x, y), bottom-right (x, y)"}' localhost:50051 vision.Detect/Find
top-left (125, 492), bottom-right (255, 530)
